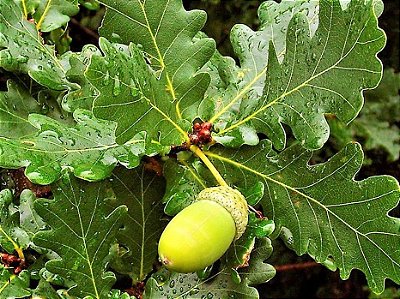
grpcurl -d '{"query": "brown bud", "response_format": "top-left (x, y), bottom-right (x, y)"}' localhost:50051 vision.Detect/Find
top-left (193, 123), bottom-right (202, 132)
top-left (201, 122), bottom-right (212, 130)
top-left (189, 134), bottom-right (200, 144)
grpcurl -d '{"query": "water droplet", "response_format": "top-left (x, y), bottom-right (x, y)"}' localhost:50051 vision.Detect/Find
top-left (110, 32), bottom-right (122, 43)
top-left (104, 70), bottom-right (110, 82)
top-left (113, 77), bottom-right (121, 96)
top-left (41, 103), bottom-right (49, 114)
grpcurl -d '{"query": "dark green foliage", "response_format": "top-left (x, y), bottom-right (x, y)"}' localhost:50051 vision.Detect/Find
top-left (0, 0), bottom-right (399, 298)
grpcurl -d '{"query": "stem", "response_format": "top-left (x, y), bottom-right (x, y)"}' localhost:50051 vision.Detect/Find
top-left (21, 0), bottom-right (28, 18)
top-left (190, 145), bottom-right (228, 187)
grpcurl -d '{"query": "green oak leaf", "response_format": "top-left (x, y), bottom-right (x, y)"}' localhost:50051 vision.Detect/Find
top-left (0, 109), bottom-right (147, 185)
top-left (204, 141), bottom-right (400, 293)
top-left (241, 238), bottom-right (276, 287)
top-left (108, 290), bottom-right (136, 299)
top-left (62, 44), bottom-right (101, 112)
top-left (330, 68), bottom-right (400, 161)
top-left (98, 0), bottom-right (215, 120)
top-left (90, 38), bottom-right (191, 146)
top-left (0, 80), bottom-right (42, 138)
top-left (201, 0), bottom-right (319, 148)
top-left (32, 0), bottom-right (79, 32)
top-left (32, 279), bottom-right (60, 299)
top-left (0, 189), bottom-right (30, 254)
top-left (145, 239), bottom-right (274, 299)
top-left (0, 267), bottom-right (31, 298)
top-left (107, 166), bottom-right (167, 283)
top-left (33, 173), bottom-right (127, 299)
top-left (0, 0), bottom-right (75, 90)
top-left (207, 0), bottom-right (385, 150)
top-left (162, 157), bottom-right (213, 216)
top-left (225, 214), bottom-right (275, 270)
top-left (19, 189), bottom-right (46, 239)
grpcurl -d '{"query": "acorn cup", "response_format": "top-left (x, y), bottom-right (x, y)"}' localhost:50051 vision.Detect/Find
top-left (158, 186), bottom-right (248, 273)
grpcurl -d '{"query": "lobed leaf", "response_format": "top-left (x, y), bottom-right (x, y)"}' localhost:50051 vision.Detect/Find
top-left (208, 0), bottom-right (385, 150)
top-left (0, 81), bottom-right (42, 138)
top-left (0, 189), bottom-right (30, 254)
top-left (107, 166), bottom-right (167, 282)
top-left (0, 108), bottom-right (147, 185)
top-left (205, 141), bottom-right (400, 293)
top-left (330, 68), bottom-right (400, 161)
top-left (0, 0), bottom-right (75, 90)
top-left (145, 238), bottom-right (274, 299)
top-left (90, 38), bottom-right (191, 146)
top-left (98, 0), bottom-right (215, 121)
top-left (33, 173), bottom-right (127, 298)
top-left (62, 44), bottom-right (101, 113)
top-left (32, 0), bottom-right (79, 32)
top-left (201, 0), bottom-right (319, 148)
top-left (0, 266), bottom-right (31, 298)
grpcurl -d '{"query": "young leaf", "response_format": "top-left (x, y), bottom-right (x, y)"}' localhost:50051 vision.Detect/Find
top-left (205, 141), bottom-right (400, 293)
top-left (107, 166), bottom-right (167, 282)
top-left (0, 0), bottom-right (75, 90)
top-left (225, 214), bottom-right (275, 270)
top-left (33, 173), bottom-right (128, 299)
top-left (99, 0), bottom-right (215, 120)
top-left (0, 109), bottom-right (147, 185)
top-left (90, 38), bottom-right (191, 146)
top-left (241, 238), bottom-right (276, 287)
top-left (209, 0), bottom-right (385, 150)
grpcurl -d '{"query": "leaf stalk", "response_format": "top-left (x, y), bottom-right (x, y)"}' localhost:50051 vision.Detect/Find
top-left (190, 145), bottom-right (227, 187)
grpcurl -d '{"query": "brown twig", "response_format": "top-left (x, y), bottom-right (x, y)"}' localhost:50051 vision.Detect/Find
top-left (70, 18), bottom-right (99, 40)
top-left (275, 261), bottom-right (320, 272)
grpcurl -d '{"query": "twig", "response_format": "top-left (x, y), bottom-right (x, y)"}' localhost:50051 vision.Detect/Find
top-left (70, 18), bottom-right (99, 40)
top-left (275, 261), bottom-right (320, 272)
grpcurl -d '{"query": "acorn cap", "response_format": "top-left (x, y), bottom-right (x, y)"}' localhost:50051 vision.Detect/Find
top-left (197, 186), bottom-right (248, 240)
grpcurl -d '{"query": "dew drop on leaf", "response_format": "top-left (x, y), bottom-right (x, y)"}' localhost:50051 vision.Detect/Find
top-left (113, 77), bottom-right (121, 96)
top-left (169, 280), bottom-right (175, 288)
top-left (189, 287), bottom-right (200, 295)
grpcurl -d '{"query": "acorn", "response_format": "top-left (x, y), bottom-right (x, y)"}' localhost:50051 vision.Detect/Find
top-left (158, 186), bottom-right (248, 273)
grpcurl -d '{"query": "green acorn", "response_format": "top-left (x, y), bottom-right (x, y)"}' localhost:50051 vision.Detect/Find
top-left (158, 186), bottom-right (248, 273)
